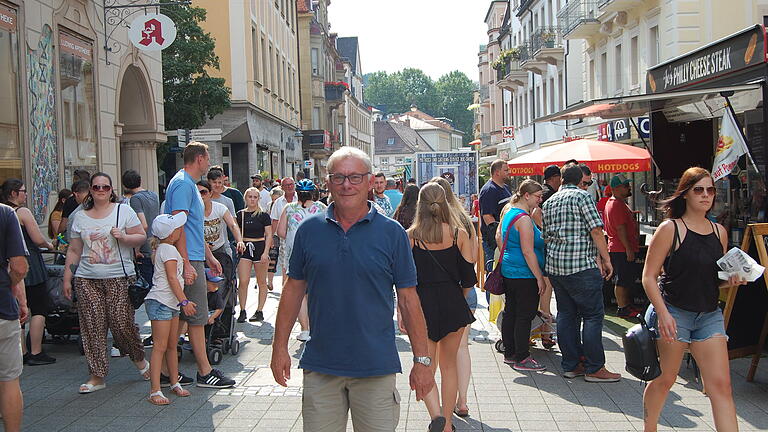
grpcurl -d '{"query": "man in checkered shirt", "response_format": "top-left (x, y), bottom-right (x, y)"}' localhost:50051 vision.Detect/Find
top-left (542, 163), bottom-right (622, 383)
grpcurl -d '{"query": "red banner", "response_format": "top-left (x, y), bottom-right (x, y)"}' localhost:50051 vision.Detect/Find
top-left (0, 5), bottom-right (16, 32)
top-left (59, 32), bottom-right (92, 60)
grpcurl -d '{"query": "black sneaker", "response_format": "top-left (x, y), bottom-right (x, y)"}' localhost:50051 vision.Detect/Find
top-left (143, 336), bottom-right (154, 347)
top-left (27, 352), bottom-right (56, 366)
top-left (22, 353), bottom-right (30, 365)
top-left (237, 310), bottom-right (247, 323)
top-left (160, 372), bottom-right (194, 387)
top-left (249, 311), bottom-right (264, 322)
top-left (196, 368), bottom-right (236, 388)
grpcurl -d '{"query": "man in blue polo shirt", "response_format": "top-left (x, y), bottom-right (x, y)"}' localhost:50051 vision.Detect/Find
top-left (165, 142), bottom-right (234, 389)
top-left (271, 147), bottom-right (435, 432)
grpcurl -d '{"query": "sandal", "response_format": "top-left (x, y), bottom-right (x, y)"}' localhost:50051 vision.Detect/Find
top-left (428, 416), bottom-right (446, 432)
top-left (453, 406), bottom-right (469, 417)
top-left (78, 382), bottom-right (106, 394)
top-left (148, 390), bottom-right (170, 406)
top-left (170, 382), bottom-right (190, 397)
top-left (137, 360), bottom-right (151, 380)
top-left (267, 283), bottom-right (273, 291)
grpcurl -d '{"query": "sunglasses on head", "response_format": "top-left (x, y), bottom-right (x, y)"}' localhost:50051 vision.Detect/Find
top-left (91, 184), bottom-right (112, 192)
top-left (580, 180), bottom-right (593, 187)
top-left (691, 186), bottom-right (716, 196)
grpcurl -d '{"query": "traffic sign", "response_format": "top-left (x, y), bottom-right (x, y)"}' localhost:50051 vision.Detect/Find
top-left (190, 128), bottom-right (222, 136)
top-left (190, 135), bottom-right (221, 142)
top-left (304, 160), bottom-right (314, 169)
top-left (176, 128), bottom-right (189, 147)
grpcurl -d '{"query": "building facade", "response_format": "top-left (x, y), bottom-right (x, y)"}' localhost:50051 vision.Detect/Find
top-left (1, 0), bottom-right (164, 224)
top-left (373, 120), bottom-right (433, 178)
top-left (337, 36), bottom-right (373, 161)
top-left (194, 0), bottom-right (302, 188)
top-left (392, 106), bottom-right (464, 152)
top-left (477, 1), bottom-right (508, 164)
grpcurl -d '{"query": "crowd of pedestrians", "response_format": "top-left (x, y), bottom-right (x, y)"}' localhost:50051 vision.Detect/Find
top-left (0, 143), bottom-right (749, 432)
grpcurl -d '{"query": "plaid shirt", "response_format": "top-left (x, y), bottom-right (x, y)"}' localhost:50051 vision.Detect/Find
top-left (542, 184), bottom-right (603, 276)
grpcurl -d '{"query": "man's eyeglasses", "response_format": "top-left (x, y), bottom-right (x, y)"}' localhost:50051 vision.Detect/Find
top-left (691, 186), bottom-right (716, 196)
top-left (580, 180), bottom-right (593, 187)
top-left (91, 185), bottom-right (112, 192)
top-left (328, 172), bottom-right (371, 185)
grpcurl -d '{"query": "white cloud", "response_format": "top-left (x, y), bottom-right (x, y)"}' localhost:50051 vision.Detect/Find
top-left (327, 0), bottom-right (489, 81)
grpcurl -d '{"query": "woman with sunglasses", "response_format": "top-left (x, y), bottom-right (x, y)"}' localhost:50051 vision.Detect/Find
top-left (62, 173), bottom-right (149, 394)
top-left (642, 167), bottom-right (745, 432)
top-left (196, 181), bottom-right (245, 291)
top-left (1, 179), bottom-right (55, 366)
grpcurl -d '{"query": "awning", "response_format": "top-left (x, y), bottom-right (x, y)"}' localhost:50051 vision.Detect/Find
top-left (506, 139), bottom-right (651, 176)
top-left (221, 121), bottom-right (251, 144)
top-left (536, 83), bottom-right (763, 122)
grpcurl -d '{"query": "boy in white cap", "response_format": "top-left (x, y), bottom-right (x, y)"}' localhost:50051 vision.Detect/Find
top-left (145, 213), bottom-right (196, 405)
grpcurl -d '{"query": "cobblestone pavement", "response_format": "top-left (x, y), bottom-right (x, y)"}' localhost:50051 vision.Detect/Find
top-left (7, 276), bottom-right (768, 431)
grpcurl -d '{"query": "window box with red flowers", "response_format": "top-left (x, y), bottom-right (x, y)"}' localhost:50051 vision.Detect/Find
top-left (324, 81), bottom-right (349, 101)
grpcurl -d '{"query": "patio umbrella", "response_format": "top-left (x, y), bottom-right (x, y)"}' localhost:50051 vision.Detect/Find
top-left (506, 139), bottom-right (652, 176)
top-left (468, 139), bottom-right (482, 146)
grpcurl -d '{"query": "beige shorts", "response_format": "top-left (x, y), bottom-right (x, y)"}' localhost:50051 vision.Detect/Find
top-left (302, 371), bottom-right (400, 432)
top-left (0, 319), bottom-right (23, 381)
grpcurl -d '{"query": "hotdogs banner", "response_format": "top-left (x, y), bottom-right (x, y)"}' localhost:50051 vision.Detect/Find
top-left (416, 151), bottom-right (479, 213)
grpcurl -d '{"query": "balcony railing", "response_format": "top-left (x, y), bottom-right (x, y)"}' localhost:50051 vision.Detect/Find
top-left (518, 42), bottom-right (532, 64)
top-left (531, 27), bottom-right (562, 54)
top-left (516, 0), bottom-right (535, 16)
top-left (324, 82), bottom-right (348, 102)
top-left (557, 0), bottom-right (599, 37)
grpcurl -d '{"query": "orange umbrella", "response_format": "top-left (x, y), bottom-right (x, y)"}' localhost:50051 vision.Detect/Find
top-left (468, 139), bottom-right (482, 146)
top-left (506, 139), bottom-right (651, 176)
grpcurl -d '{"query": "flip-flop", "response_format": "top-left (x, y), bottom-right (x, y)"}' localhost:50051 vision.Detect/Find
top-left (170, 383), bottom-right (190, 397)
top-left (453, 406), bottom-right (469, 417)
top-left (428, 416), bottom-right (446, 432)
top-left (79, 383), bottom-right (106, 394)
top-left (137, 360), bottom-right (151, 380)
top-left (148, 390), bottom-right (170, 406)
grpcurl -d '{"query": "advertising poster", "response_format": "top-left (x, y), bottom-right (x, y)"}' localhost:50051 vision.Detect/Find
top-left (416, 151), bottom-right (479, 213)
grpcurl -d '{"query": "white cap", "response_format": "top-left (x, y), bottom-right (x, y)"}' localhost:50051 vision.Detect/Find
top-left (151, 213), bottom-right (187, 239)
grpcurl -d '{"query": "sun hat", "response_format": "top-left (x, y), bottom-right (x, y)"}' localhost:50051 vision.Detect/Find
top-left (151, 213), bottom-right (187, 239)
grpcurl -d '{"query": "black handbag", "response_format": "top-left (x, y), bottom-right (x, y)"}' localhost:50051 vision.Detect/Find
top-left (115, 204), bottom-right (152, 309)
top-left (622, 314), bottom-right (661, 381)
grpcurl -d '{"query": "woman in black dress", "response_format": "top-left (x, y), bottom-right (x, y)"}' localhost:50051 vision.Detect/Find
top-left (407, 183), bottom-right (476, 432)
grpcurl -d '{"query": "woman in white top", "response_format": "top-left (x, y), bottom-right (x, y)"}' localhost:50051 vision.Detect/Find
top-left (62, 172), bottom-right (149, 394)
top-left (197, 181), bottom-right (245, 289)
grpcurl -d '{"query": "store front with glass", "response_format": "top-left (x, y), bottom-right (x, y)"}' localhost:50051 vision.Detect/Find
top-left (0, 3), bottom-right (22, 182)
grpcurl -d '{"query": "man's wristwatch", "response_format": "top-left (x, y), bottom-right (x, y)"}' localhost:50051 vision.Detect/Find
top-left (413, 356), bottom-right (432, 367)
top-left (177, 300), bottom-right (190, 307)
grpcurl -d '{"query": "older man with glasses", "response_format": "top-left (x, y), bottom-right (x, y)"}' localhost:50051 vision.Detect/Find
top-left (271, 146), bottom-right (434, 432)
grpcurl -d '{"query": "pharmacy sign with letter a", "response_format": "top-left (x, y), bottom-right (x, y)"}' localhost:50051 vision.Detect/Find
top-left (129, 13), bottom-right (177, 51)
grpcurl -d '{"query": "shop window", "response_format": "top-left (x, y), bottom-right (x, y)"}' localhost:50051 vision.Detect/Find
top-left (0, 5), bottom-right (22, 182)
top-left (59, 31), bottom-right (97, 177)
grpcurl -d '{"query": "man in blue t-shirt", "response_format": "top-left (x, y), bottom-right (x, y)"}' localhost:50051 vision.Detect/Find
top-left (271, 147), bottom-right (435, 431)
top-left (383, 178), bottom-right (403, 211)
top-left (479, 159), bottom-right (511, 266)
top-left (164, 142), bottom-right (234, 389)
top-left (0, 203), bottom-right (29, 432)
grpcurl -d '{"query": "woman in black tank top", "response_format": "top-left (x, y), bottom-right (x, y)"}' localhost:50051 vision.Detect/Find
top-left (641, 168), bottom-right (745, 432)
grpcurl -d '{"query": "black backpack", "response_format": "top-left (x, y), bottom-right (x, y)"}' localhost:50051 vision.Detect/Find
top-left (622, 315), bottom-right (661, 381)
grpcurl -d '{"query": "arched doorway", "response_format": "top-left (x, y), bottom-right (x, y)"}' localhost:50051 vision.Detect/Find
top-left (117, 64), bottom-right (161, 193)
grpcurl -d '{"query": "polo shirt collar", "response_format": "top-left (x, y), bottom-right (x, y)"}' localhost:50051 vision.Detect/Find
top-left (561, 184), bottom-right (579, 190)
top-left (325, 201), bottom-right (377, 225)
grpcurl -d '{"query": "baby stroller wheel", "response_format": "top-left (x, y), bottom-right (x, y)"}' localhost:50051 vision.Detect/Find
top-left (495, 339), bottom-right (504, 353)
top-left (230, 339), bottom-right (240, 355)
top-left (208, 348), bottom-right (223, 365)
top-left (77, 336), bottom-right (85, 355)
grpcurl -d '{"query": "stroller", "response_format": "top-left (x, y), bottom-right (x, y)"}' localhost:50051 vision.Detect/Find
top-left (42, 251), bottom-right (84, 354)
top-left (494, 308), bottom-right (556, 354)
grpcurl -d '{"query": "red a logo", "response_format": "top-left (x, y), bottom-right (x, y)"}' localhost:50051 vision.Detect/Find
top-left (140, 18), bottom-right (164, 46)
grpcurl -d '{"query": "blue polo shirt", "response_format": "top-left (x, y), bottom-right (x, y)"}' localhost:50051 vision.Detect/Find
top-left (288, 202), bottom-right (417, 377)
top-left (165, 170), bottom-right (205, 261)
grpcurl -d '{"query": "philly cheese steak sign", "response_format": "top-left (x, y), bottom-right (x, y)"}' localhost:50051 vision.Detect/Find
top-left (646, 25), bottom-right (767, 93)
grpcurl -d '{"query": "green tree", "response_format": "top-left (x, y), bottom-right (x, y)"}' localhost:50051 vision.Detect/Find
top-left (435, 71), bottom-right (475, 144)
top-left (365, 71), bottom-right (405, 114)
top-left (159, 1), bottom-right (230, 161)
top-left (395, 68), bottom-right (439, 114)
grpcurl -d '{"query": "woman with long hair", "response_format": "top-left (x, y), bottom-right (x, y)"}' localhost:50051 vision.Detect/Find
top-left (277, 179), bottom-right (327, 341)
top-left (1, 179), bottom-right (55, 366)
top-left (48, 188), bottom-right (72, 239)
top-left (236, 187), bottom-right (273, 322)
top-left (496, 180), bottom-right (547, 371)
top-left (62, 173), bottom-right (149, 393)
top-left (408, 182), bottom-right (476, 432)
top-left (393, 184), bottom-right (419, 229)
top-left (642, 167), bottom-right (744, 432)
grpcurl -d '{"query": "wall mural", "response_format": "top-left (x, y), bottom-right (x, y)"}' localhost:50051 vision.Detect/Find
top-left (27, 25), bottom-right (58, 223)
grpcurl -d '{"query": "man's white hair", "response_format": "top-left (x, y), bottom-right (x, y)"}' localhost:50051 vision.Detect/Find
top-left (327, 146), bottom-right (372, 173)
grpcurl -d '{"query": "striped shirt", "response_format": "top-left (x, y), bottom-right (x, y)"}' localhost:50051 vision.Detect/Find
top-left (542, 184), bottom-right (603, 276)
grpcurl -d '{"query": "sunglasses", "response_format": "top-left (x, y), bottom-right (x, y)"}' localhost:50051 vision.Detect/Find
top-left (691, 186), bottom-right (716, 196)
top-left (17, 189), bottom-right (26, 193)
top-left (199, 189), bottom-right (210, 195)
top-left (580, 180), bottom-right (593, 187)
top-left (91, 185), bottom-right (112, 192)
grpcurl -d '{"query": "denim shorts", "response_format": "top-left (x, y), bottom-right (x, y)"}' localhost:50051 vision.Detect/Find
top-left (465, 287), bottom-right (478, 310)
top-left (145, 298), bottom-right (180, 321)
top-left (645, 302), bottom-right (727, 343)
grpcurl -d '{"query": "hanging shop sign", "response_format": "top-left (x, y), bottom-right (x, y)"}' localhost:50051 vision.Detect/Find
top-left (129, 13), bottom-right (177, 51)
top-left (0, 5), bottom-right (16, 31)
top-left (646, 25), bottom-right (767, 94)
top-left (638, 117), bottom-right (650, 139)
top-left (597, 118), bottom-right (631, 142)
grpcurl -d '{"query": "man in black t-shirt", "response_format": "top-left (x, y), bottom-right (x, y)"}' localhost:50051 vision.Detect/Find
top-left (56, 180), bottom-right (91, 243)
top-left (541, 164), bottom-right (561, 204)
top-left (0, 204), bottom-right (29, 432)
top-left (479, 159), bottom-right (511, 266)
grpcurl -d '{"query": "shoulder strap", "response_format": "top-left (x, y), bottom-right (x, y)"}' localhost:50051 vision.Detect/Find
top-left (115, 204), bottom-right (129, 279)
top-left (419, 240), bottom-right (462, 289)
top-left (669, 219), bottom-right (680, 256)
top-left (453, 227), bottom-right (458, 246)
top-left (709, 220), bottom-right (721, 241)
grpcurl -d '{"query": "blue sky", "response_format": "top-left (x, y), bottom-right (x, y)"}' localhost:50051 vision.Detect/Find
top-left (328, 0), bottom-right (489, 81)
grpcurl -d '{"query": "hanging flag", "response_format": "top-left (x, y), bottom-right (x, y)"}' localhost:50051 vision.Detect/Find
top-left (712, 108), bottom-right (749, 181)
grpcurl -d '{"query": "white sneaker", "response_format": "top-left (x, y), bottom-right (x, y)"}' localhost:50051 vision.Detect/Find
top-left (110, 347), bottom-right (122, 358)
top-left (296, 330), bottom-right (310, 341)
